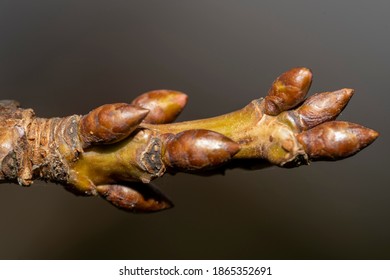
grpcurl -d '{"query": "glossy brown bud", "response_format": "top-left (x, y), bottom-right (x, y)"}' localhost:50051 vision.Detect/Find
top-left (294, 88), bottom-right (354, 130)
top-left (164, 129), bottom-right (240, 170)
top-left (79, 103), bottom-right (149, 147)
top-left (96, 183), bottom-right (173, 213)
top-left (297, 121), bottom-right (379, 160)
top-left (264, 67), bottom-right (312, 116)
top-left (132, 90), bottom-right (188, 124)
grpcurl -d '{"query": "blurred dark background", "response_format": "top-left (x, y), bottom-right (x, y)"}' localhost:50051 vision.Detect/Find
top-left (0, 0), bottom-right (388, 259)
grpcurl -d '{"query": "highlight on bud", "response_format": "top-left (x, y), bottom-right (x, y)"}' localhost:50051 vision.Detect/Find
top-left (96, 183), bottom-right (173, 213)
top-left (264, 67), bottom-right (312, 116)
top-left (131, 90), bottom-right (188, 124)
top-left (297, 121), bottom-right (379, 160)
top-left (163, 129), bottom-right (240, 170)
top-left (294, 88), bottom-right (354, 130)
top-left (79, 103), bottom-right (149, 147)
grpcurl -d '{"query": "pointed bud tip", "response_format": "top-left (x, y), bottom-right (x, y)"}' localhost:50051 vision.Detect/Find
top-left (97, 184), bottom-right (174, 213)
top-left (341, 88), bottom-right (355, 97)
top-left (97, 103), bottom-right (149, 133)
top-left (165, 90), bottom-right (188, 108)
top-left (336, 88), bottom-right (355, 104)
top-left (226, 139), bottom-right (241, 156)
top-left (80, 103), bottom-right (149, 146)
top-left (295, 88), bottom-right (355, 130)
top-left (350, 124), bottom-right (379, 148)
top-left (132, 90), bottom-right (188, 124)
top-left (297, 121), bottom-right (379, 160)
top-left (174, 91), bottom-right (189, 108)
top-left (332, 88), bottom-right (355, 104)
top-left (369, 129), bottom-right (379, 140)
top-left (118, 104), bottom-right (149, 122)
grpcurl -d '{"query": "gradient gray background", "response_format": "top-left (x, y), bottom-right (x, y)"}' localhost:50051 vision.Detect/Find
top-left (0, 1), bottom-right (388, 259)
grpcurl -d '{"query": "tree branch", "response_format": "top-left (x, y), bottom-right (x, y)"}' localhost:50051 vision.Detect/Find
top-left (0, 68), bottom-right (379, 213)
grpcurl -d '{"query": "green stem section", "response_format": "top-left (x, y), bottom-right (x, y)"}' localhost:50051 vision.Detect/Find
top-left (69, 99), bottom-right (305, 194)
top-left (143, 99), bottom-right (264, 158)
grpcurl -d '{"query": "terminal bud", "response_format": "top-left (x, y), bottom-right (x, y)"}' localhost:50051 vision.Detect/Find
top-left (297, 121), bottom-right (379, 160)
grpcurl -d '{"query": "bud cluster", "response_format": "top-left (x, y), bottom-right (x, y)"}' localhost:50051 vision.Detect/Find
top-left (0, 68), bottom-right (379, 213)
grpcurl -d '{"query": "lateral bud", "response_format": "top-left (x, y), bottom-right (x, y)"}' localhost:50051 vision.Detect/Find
top-left (79, 103), bottom-right (149, 147)
top-left (163, 129), bottom-right (240, 170)
top-left (96, 183), bottom-right (173, 213)
top-left (297, 121), bottom-right (379, 160)
top-left (132, 90), bottom-right (188, 124)
top-left (294, 88), bottom-right (354, 130)
top-left (264, 67), bottom-right (312, 116)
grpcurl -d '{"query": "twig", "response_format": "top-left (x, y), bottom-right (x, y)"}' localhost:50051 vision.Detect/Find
top-left (0, 68), bottom-right (379, 212)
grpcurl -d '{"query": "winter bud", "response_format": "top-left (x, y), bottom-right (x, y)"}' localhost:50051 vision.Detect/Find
top-left (297, 121), bottom-right (379, 160)
top-left (164, 129), bottom-right (240, 170)
top-left (132, 90), bottom-right (188, 124)
top-left (295, 89), bottom-right (354, 130)
top-left (96, 183), bottom-right (173, 213)
top-left (79, 103), bottom-right (149, 147)
top-left (264, 67), bottom-right (312, 116)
